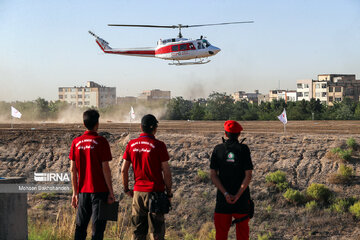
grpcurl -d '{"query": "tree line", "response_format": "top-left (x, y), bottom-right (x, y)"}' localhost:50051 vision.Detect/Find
top-left (164, 92), bottom-right (360, 121)
top-left (1, 93), bottom-right (360, 121)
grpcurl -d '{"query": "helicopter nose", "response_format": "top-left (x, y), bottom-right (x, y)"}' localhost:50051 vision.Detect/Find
top-left (209, 46), bottom-right (221, 55)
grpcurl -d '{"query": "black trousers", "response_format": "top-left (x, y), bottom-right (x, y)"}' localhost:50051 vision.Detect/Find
top-left (75, 192), bottom-right (108, 240)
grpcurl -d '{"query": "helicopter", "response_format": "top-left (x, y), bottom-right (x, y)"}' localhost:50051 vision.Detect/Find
top-left (89, 21), bottom-right (253, 66)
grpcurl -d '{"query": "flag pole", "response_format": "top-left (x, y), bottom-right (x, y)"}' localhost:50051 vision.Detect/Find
top-left (11, 116), bottom-right (13, 129)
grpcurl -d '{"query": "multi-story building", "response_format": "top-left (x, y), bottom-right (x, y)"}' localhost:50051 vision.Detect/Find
top-left (296, 79), bottom-right (313, 101)
top-left (269, 90), bottom-right (297, 103)
top-left (58, 81), bottom-right (116, 108)
top-left (138, 89), bottom-right (171, 102)
top-left (313, 80), bottom-right (328, 105)
top-left (232, 90), bottom-right (260, 104)
top-left (325, 74), bottom-right (360, 105)
top-left (296, 74), bottom-right (360, 105)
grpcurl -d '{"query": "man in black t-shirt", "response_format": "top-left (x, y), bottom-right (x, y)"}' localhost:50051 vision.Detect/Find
top-left (210, 120), bottom-right (253, 240)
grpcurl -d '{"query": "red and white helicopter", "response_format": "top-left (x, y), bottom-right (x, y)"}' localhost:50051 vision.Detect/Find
top-left (89, 21), bottom-right (253, 66)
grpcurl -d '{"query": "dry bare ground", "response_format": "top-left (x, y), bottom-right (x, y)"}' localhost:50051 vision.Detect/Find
top-left (0, 121), bottom-right (360, 239)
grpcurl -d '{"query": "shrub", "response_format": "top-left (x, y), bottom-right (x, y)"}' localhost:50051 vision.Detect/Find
top-left (339, 164), bottom-right (354, 178)
top-left (339, 149), bottom-right (353, 161)
top-left (331, 197), bottom-right (357, 214)
top-left (35, 192), bottom-right (56, 200)
top-left (346, 137), bottom-right (357, 150)
top-left (328, 164), bottom-right (354, 184)
top-left (283, 188), bottom-right (305, 204)
top-left (258, 232), bottom-right (272, 240)
top-left (331, 147), bottom-right (342, 154)
top-left (305, 200), bottom-right (317, 211)
top-left (349, 201), bottom-right (360, 218)
top-left (306, 183), bottom-right (332, 202)
top-left (197, 169), bottom-right (209, 182)
top-left (266, 170), bottom-right (287, 184)
top-left (276, 181), bottom-right (289, 192)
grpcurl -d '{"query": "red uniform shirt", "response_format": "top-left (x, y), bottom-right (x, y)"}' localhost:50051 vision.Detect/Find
top-left (123, 133), bottom-right (169, 192)
top-left (69, 131), bottom-right (112, 193)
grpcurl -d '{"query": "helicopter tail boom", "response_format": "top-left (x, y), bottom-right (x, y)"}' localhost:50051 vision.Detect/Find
top-left (89, 31), bottom-right (155, 57)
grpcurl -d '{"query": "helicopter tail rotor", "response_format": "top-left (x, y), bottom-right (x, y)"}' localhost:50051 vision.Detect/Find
top-left (89, 31), bottom-right (112, 51)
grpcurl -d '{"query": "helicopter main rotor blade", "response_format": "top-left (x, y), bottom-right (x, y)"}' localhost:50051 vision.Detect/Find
top-left (108, 24), bottom-right (179, 28)
top-left (108, 21), bottom-right (254, 29)
top-left (186, 21), bottom-right (254, 28)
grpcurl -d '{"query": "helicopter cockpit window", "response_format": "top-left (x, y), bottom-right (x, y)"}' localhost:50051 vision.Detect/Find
top-left (203, 40), bottom-right (211, 48)
top-left (197, 41), bottom-right (204, 49)
top-left (172, 45), bottom-right (179, 51)
top-left (180, 44), bottom-right (187, 51)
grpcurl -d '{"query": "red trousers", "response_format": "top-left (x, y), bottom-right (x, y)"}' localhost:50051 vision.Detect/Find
top-left (214, 213), bottom-right (249, 240)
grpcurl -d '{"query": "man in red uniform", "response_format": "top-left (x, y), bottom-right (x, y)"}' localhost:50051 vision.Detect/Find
top-left (122, 114), bottom-right (172, 240)
top-left (210, 120), bottom-right (253, 240)
top-left (69, 109), bottom-right (115, 240)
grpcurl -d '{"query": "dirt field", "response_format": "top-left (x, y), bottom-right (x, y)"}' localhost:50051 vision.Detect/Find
top-left (1, 121), bottom-right (360, 239)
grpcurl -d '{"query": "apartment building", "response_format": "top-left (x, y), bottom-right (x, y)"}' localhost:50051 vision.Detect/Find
top-left (268, 90), bottom-right (297, 103)
top-left (58, 81), bottom-right (116, 108)
top-left (232, 90), bottom-right (260, 103)
top-left (296, 79), bottom-right (313, 101)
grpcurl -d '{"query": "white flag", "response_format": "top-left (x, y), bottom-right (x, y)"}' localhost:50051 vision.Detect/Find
top-left (11, 106), bottom-right (22, 119)
top-left (277, 108), bottom-right (287, 124)
top-left (130, 106), bottom-right (135, 121)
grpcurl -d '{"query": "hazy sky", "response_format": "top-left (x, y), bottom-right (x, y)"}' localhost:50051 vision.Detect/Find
top-left (1, 0), bottom-right (359, 101)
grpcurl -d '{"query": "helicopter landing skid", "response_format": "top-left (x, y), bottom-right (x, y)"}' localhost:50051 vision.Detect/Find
top-left (169, 59), bottom-right (211, 66)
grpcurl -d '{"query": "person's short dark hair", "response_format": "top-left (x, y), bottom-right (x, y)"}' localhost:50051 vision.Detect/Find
top-left (225, 131), bottom-right (240, 140)
top-left (141, 114), bottom-right (158, 134)
top-left (83, 109), bottom-right (100, 130)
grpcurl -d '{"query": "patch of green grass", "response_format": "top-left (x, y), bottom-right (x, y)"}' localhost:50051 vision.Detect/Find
top-left (283, 188), bottom-right (305, 204)
top-left (306, 183), bottom-right (332, 203)
top-left (349, 201), bottom-right (360, 218)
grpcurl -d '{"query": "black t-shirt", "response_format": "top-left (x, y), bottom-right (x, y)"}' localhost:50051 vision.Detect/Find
top-left (210, 139), bottom-right (253, 214)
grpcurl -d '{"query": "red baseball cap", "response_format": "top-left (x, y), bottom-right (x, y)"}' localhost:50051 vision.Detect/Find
top-left (224, 120), bottom-right (243, 133)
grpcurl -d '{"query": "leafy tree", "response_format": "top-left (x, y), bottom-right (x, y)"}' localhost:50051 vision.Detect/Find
top-left (35, 97), bottom-right (50, 119)
top-left (165, 97), bottom-right (192, 120)
top-left (190, 100), bottom-right (206, 120)
top-left (204, 92), bottom-right (234, 120)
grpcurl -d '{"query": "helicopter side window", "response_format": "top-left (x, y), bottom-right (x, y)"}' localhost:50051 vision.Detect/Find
top-left (189, 43), bottom-right (195, 50)
top-left (172, 45), bottom-right (179, 51)
top-left (180, 44), bottom-right (187, 51)
top-left (197, 42), bottom-right (203, 49)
